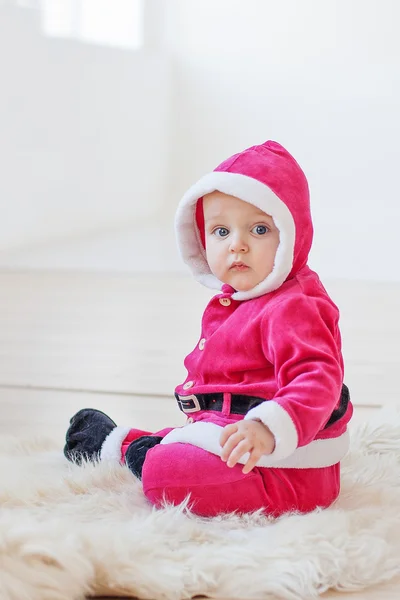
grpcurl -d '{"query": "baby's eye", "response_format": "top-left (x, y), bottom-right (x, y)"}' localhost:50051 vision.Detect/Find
top-left (213, 227), bottom-right (229, 238)
top-left (252, 224), bottom-right (269, 235)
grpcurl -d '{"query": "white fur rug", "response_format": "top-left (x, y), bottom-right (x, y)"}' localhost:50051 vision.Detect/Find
top-left (1, 412), bottom-right (400, 600)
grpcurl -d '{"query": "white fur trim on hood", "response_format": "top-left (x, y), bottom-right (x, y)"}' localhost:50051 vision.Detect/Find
top-left (175, 171), bottom-right (295, 301)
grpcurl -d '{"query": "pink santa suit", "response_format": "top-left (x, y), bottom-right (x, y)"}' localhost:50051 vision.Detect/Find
top-left (99, 140), bottom-right (353, 517)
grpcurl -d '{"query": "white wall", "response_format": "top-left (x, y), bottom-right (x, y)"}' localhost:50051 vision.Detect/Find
top-left (1, 1), bottom-right (399, 283)
top-left (0, 4), bottom-right (171, 251)
top-left (162, 0), bottom-right (400, 282)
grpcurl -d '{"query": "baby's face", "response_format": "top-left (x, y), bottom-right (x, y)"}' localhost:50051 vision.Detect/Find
top-left (202, 192), bottom-right (280, 292)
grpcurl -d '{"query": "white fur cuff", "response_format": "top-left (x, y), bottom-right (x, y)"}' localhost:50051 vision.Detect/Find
top-left (244, 401), bottom-right (298, 460)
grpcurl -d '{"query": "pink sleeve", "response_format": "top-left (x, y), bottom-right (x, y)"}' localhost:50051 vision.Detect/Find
top-left (244, 294), bottom-right (343, 460)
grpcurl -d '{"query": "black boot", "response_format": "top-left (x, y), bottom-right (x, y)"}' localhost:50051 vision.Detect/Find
top-left (124, 435), bottom-right (163, 479)
top-left (64, 408), bottom-right (117, 464)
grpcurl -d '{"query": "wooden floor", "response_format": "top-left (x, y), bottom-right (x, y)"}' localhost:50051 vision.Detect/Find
top-left (1, 269), bottom-right (399, 599)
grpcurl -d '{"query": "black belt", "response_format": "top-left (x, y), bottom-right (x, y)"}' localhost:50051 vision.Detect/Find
top-left (175, 392), bottom-right (264, 415)
top-left (176, 384), bottom-right (351, 427)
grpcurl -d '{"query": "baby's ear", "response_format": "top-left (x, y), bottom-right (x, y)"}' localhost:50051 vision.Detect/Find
top-left (195, 198), bottom-right (206, 248)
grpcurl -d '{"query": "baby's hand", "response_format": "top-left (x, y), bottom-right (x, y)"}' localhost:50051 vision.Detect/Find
top-left (220, 420), bottom-right (275, 474)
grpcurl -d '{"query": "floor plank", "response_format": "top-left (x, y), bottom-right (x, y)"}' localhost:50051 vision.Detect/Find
top-left (0, 271), bottom-right (211, 395)
top-left (0, 387), bottom-right (185, 441)
top-left (0, 271), bottom-right (399, 406)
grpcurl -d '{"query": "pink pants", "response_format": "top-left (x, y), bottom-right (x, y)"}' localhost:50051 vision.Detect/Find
top-left (121, 411), bottom-right (340, 518)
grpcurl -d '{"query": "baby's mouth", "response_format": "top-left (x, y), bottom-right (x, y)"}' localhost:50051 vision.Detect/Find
top-left (230, 262), bottom-right (249, 271)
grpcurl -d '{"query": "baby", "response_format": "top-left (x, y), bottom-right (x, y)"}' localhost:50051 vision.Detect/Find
top-left (64, 140), bottom-right (353, 517)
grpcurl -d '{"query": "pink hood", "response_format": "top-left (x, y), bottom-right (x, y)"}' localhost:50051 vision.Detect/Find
top-left (175, 140), bottom-right (313, 301)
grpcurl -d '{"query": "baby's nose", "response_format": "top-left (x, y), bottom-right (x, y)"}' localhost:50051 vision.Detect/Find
top-left (229, 235), bottom-right (248, 253)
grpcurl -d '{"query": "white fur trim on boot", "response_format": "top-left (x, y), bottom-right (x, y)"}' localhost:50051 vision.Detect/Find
top-left (100, 426), bottom-right (131, 463)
